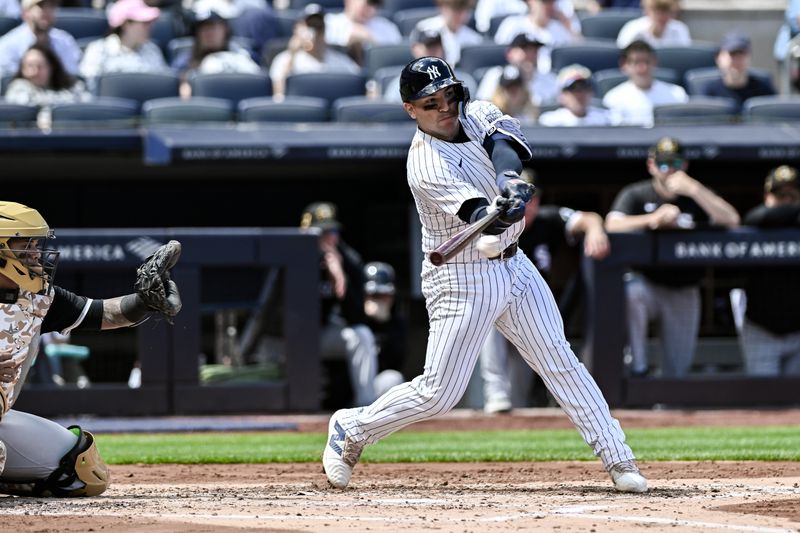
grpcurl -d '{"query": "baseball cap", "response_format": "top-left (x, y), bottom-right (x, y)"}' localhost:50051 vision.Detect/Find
top-left (410, 27), bottom-right (442, 47)
top-left (557, 64), bottom-right (592, 91)
top-left (499, 65), bottom-right (524, 87)
top-left (192, 0), bottom-right (237, 22)
top-left (108, 0), bottom-right (160, 29)
top-left (719, 31), bottom-right (751, 53)
top-left (764, 165), bottom-right (799, 194)
top-left (648, 136), bottom-right (685, 161)
top-left (300, 202), bottom-right (342, 231)
top-left (364, 262), bottom-right (396, 295)
top-left (508, 32), bottom-right (546, 49)
top-left (299, 3), bottom-right (325, 23)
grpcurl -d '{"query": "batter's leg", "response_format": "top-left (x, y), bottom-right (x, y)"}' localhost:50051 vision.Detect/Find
top-left (495, 256), bottom-right (636, 470)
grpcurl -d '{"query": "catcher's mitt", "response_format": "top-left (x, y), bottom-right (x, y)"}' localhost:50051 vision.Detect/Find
top-left (134, 240), bottom-right (182, 323)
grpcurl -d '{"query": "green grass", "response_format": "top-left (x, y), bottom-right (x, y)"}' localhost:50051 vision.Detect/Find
top-left (96, 426), bottom-right (800, 464)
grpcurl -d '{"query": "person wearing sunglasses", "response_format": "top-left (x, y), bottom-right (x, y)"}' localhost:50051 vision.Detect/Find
top-left (604, 137), bottom-right (740, 378)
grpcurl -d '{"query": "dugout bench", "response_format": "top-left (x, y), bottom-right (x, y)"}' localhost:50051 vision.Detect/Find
top-left (583, 228), bottom-right (800, 408)
top-left (14, 228), bottom-right (320, 416)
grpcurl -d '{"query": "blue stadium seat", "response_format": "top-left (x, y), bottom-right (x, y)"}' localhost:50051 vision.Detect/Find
top-left (592, 67), bottom-right (680, 97)
top-left (274, 9), bottom-right (300, 38)
top-left (142, 97), bottom-right (234, 123)
top-left (50, 97), bottom-right (139, 128)
top-left (167, 36), bottom-right (193, 64)
top-left (392, 7), bottom-right (438, 36)
top-left (383, 0), bottom-right (434, 17)
top-left (363, 43), bottom-right (413, 78)
top-left (653, 97), bottom-right (738, 125)
top-left (289, 0), bottom-right (344, 9)
top-left (487, 14), bottom-right (509, 38)
top-left (0, 16), bottom-right (19, 36)
top-left (285, 72), bottom-right (367, 105)
top-left (550, 40), bottom-right (621, 74)
top-left (654, 44), bottom-right (717, 84)
top-left (54, 8), bottom-right (108, 40)
top-left (743, 95), bottom-right (800, 123)
top-left (150, 11), bottom-right (177, 54)
top-left (578, 9), bottom-right (641, 42)
top-left (189, 72), bottom-right (272, 106)
top-left (0, 103), bottom-right (38, 127)
top-left (238, 96), bottom-right (329, 122)
top-left (457, 43), bottom-right (506, 78)
top-left (96, 72), bottom-right (181, 108)
top-left (333, 96), bottom-right (411, 122)
top-left (684, 66), bottom-right (775, 96)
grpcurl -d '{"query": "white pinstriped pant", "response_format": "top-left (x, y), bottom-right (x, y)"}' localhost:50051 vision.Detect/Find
top-left (339, 252), bottom-right (635, 469)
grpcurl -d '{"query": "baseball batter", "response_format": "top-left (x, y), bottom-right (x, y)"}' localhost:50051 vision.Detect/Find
top-left (323, 56), bottom-right (647, 493)
top-left (0, 201), bottom-right (182, 497)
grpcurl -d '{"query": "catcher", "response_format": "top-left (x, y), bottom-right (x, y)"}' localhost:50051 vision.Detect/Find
top-left (0, 201), bottom-right (182, 497)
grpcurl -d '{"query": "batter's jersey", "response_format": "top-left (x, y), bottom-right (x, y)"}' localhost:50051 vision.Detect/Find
top-left (406, 100), bottom-right (532, 263)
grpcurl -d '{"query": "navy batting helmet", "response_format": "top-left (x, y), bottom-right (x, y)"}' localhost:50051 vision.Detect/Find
top-left (364, 262), bottom-right (395, 295)
top-left (399, 56), bottom-right (468, 103)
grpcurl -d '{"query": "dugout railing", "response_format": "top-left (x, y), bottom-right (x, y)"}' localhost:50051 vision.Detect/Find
top-left (583, 228), bottom-right (800, 408)
top-left (14, 228), bottom-right (321, 416)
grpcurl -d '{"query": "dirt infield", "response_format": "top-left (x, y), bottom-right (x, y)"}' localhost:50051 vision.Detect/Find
top-left (3, 408), bottom-right (799, 533)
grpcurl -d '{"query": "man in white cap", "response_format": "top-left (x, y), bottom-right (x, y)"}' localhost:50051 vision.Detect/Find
top-left (538, 64), bottom-right (611, 126)
top-left (0, 0), bottom-right (81, 77)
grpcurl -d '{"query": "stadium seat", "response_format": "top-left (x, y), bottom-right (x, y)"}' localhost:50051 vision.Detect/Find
top-left (592, 67), bottom-right (680, 97)
top-left (550, 40), bottom-right (621, 75)
top-left (742, 95), bottom-right (800, 123)
top-left (96, 72), bottom-right (181, 108)
top-left (333, 96), bottom-right (411, 122)
top-left (50, 97), bottom-right (139, 128)
top-left (655, 44), bottom-right (717, 84)
top-left (457, 43), bottom-right (507, 79)
top-left (653, 97), bottom-right (738, 125)
top-left (150, 11), bottom-right (177, 54)
top-left (142, 97), bottom-right (234, 123)
top-left (166, 36), bottom-right (193, 64)
top-left (54, 8), bottom-right (108, 40)
top-left (578, 9), bottom-right (641, 42)
top-left (0, 16), bottom-right (19, 36)
top-left (285, 72), bottom-right (367, 105)
top-left (289, 0), bottom-right (344, 9)
top-left (363, 43), bottom-right (413, 78)
top-left (238, 96), bottom-right (329, 122)
top-left (274, 10), bottom-right (300, 38)
top-left (684, 66), bottom-right (775, 96)
top-left (189, 72), bottom-right (272, 106)
top-left (487, 14), bottom-right (509, 38)
top-left (0, 103), bottom-right (38, 127)
top-left (382, 0), bottom-right (434, 17)
top-left (392, 7), bottom-right (438, 36)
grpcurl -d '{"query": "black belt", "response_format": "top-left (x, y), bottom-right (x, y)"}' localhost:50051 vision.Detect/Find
top-left (488, 242), bottom-right (518, 261)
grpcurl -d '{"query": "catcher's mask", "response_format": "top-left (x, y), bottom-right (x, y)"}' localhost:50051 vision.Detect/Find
top-left (0, 201), bottom-right (59, 294)
top-left (399, 56), bottom-right (469, 104)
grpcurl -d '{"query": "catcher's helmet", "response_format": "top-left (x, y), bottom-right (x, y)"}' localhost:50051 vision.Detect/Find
top-left (0, 201), bottom-right (59, 293)
top-left (364, 261), bottom-right (395, 296)
top-left (399, 56), bottom-right (468, 103)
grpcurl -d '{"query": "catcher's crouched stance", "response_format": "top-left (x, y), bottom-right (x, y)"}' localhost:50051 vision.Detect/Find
top-left (0, 202), bottom-right (182, 497)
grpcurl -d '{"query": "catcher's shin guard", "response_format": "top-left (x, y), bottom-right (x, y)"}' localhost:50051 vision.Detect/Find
top-left (0, 425), bottom-right (109, 497)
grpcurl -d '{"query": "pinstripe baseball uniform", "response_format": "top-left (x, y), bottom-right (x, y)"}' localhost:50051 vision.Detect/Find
top-left (333, 100), bottom-right (636, 471)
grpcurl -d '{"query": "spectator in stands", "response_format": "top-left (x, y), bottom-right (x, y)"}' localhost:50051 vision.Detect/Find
top-left (539, 64), bottom-right (611, 126)
top-left (300, 202), bottom-right (382, 407)
top-left (475, 0), bottom-right (577, 35)
top-left (0, 0), bottom-right (20, 18)
top-left (172, 8), bottom-right (260, 97)
top-left (773, 0), bottom-right (800, 68)
top-left (737, 165), bottom-right (800, 376)
top-left (494, 0), bottom-right (581, 74)
top-left (5, 43), bottom-right (91, 129)
top-left (602, 39), bottom-right (687, 126)
top-left (0, 0), bottom-right (82, 78)
top-left (414, 0), bottom-right (483, 67)
top-left (585, 0), bottom-right (642, 14)
top-left (382, 27), bottom-right (445, 102)
top-left (490, 65), bottom-right (538, 123)
top-left (699, 31), bottom-right (775, 113)
top-left (605, 137), bottom-right (740, 378)
top-left (192, 0), bottom-right (279, 62)
top-left (79, 0), bottom-right (169, 84)
top-left (324, 0), bottom-right (402, 66)
top-left (480, 168), bottom-right (611, 413)
top-left (269, 4), bottom-right (360, 97)
top-left (476, 32), bottom-right (558, 106)
top-left (362, 261), bottom-right (407, 393)
top-left (616, 0), bottom-right (690, 49)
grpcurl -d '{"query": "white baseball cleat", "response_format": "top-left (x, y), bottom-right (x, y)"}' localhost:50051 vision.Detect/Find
top-left (609, 460), bottom-right (648, 493)
top-left (322, 410), bottom-right (364, 489)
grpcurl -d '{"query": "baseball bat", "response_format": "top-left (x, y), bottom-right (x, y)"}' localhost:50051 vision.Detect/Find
top-left (429, 209), bottom-right (502, 266)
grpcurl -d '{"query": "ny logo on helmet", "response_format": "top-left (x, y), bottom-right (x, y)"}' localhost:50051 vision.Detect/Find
top-left (426, 66), bottom-right (441, 80)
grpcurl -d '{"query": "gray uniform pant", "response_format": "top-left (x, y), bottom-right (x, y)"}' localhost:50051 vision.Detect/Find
top-left (625, 273), bottom-right (700, 378)
top-left (741, 319), bottom-right (800, 376)
top-left (321, 316), bottom-right (378, 406)
top-left (0, 410), bottom-right (77, 482)
top-left (479, 328), bottom-right (534, 409)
